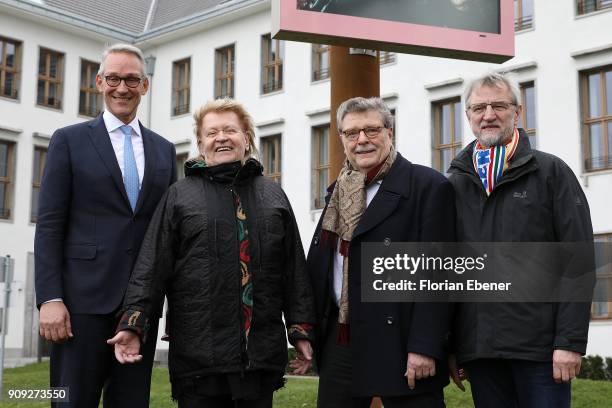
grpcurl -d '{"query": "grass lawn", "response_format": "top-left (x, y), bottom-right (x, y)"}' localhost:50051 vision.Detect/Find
top-left (2, 362), bottom-right (612, 407)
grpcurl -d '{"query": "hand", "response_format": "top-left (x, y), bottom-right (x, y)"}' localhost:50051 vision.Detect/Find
top-left (405, 352), bottom-right (436, 390)
top-left (448, 354), bottom-right (467, 392)
top-left (39, 301), bottom-right (73, 343)
top-left (553, 349), bottom-right (582, 383)
top-left (289, 340), bottom-right (313, 375)
top-left (107, 331), bottom-right (143, 364)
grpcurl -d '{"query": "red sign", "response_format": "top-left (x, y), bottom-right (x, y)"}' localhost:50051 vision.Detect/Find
top-left (272, 0), bottom-right (514, 63)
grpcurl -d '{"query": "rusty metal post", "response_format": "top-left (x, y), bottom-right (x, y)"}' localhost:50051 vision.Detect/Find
top-left (328, 46), bottom-right (382, 408)
top-left (329, 46), bottom-right (380, 180)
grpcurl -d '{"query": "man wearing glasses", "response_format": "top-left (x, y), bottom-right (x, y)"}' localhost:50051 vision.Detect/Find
top-left (447, 73), bottom-right (593, 407)
top-left (305, 97), bottom-right (454, 407)
top-left (35, 44), bottom-right (176, 407)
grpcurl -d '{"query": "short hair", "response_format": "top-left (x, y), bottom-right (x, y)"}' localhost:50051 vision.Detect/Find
top-left (97, 44), bottom-right (146, 77)
top-left (192, 98), bottom-right (259, 159)
top-left (463, 72), bottom-right (520, 107)
top-left (336, 97), bottom-right (394, 132)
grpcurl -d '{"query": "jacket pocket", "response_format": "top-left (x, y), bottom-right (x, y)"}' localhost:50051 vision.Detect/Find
top-left (64, 244), bottom-right (97, 259)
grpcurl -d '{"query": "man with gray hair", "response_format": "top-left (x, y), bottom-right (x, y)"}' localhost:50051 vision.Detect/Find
top-left (35, 43), bottom-right (176, 407)
top-left (448, 73), bottom-right (593, 407)
top-left (304, 96), bottom-right (455, 407)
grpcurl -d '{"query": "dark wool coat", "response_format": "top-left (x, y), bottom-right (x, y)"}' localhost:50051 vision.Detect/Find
top-left (307, 153), bottom-right (456, 397)
top-left (448, 129), bottom-right (594, 364)
top-left (120, 160), bottom-right (315, 384)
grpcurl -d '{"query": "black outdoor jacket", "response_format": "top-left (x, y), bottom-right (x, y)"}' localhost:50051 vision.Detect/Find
top-left (120, 159), bottom-right (315, 383)
top-left (307, 153), bottom-right (456, 397)
top-left (448, 129), bottom-right (594, 364)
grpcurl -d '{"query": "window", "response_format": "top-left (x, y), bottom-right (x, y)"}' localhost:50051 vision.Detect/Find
top-left (433, 98), bottom-right (462, 175)
top-left (172, 58), bottom-right (190, 116)
top-left (312, 44), bottom-right (329, 81)
top-left (379, 51), bottom-right (396, 65)
top-left (0, 140), bottom-right (15, 219)
top-left (592, 234), bottom-right (612, 319)
top-left (37, 48), bottom-right (64, 109)
top-left (261, 34), bottom-right (283, 94)
top-left (215, 46), bottom-right (234, 99)
top-left (79, 59), bottom-right (102, 117)
top-left (518, 82), bottom-right (537, 148)
top-left (312, 125), bottom-right (330, 209)
top-left (514, 0), bottom-right (534, 30)
top-left (176, 152), bottom-right (189, 179)
top-left (577, 0), bottom-right (612, 15)
top-left (31, 146), bottom-right (47, 223)
top-left (580, 66), bottom-right (612, 171)
top-left (0, 36), bottom-right (21, 99)
top-left (261, 135), bottom-right (282, 183)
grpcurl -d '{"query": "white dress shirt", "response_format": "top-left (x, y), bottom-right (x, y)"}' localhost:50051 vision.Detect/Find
top-left (103, 110), bottom-right (145, 188)
top-left (333, 180), bottom-right (382, 305)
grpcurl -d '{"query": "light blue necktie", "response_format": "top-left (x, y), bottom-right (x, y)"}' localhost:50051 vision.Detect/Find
top-left (120, 125), bottom-right (139, 211)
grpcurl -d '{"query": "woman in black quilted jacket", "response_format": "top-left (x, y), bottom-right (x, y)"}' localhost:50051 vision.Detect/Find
top-left (108, 99), bottom-right (315, 408)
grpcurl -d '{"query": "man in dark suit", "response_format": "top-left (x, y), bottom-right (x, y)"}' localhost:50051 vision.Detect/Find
top-left (35, 44), bottom-right (176, 407)
top-left (304, 97), bottom-right (455, 407)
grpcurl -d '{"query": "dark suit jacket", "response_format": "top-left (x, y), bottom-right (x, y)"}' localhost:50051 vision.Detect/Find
top-left (306, 153), bottom-right (456, 397)
top-left (34, 115), bottom-right (177, 314)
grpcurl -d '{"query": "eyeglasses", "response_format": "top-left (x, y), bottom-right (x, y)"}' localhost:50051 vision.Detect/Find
top-left (467, 101), bottom-right (516, 115)
top-left (104, 75), bottom-right (143, 88)
top-left (341, 126), bottom-right (386, 141)
top-left (204, 127), bottom-right (242, 138)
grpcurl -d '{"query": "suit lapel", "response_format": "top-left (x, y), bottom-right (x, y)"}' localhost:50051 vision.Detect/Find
top-left (352, 155), bottom-right (408, 239)
top-left (134, 123), bottom-right (155, 214)
top-left (88, 116), bottom-right (131, 209)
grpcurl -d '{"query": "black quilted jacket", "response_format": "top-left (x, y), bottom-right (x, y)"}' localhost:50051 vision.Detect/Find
top-left (119, 159), bottom-right (315, 381)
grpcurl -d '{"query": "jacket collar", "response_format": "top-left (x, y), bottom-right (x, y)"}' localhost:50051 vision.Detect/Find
top-left (448, 128), bottom-right (538, 180)
top-left (185, 158), bottom-right (264, 185)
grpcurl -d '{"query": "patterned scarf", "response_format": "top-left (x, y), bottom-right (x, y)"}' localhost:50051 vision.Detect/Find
top-left (472, 128), bottom-right (519, 195)
top-left (235, 194), bottom-right (253, 345)
top-left (321, 145), bottom-right (397, 343)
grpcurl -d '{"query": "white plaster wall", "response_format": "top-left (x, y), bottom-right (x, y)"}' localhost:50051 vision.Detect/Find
top-left (1, 3), bottom-right (611, 357)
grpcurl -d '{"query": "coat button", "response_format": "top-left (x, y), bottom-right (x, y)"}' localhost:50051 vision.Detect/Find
top-left (384, 238), bottom-right (391, 246)
top-left (313, 237), bottom-right (320, 245)
top-left (386, 316), bottom-right (394, 325)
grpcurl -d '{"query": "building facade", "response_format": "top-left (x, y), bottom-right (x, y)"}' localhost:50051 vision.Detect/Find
top-left (0, 0), bottom-right (611, 360)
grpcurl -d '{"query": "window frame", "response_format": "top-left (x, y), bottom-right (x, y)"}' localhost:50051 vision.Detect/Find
top-left (0, 36), bottom-right (22, 100)
top-left (37, 47), bottom-right (64, 110)
top-left (215, 45), bottom-right (235, 99)
top-left (312, 124), bottom-right (331, 210)
top-left (78, 59), bottom-right (102, 118)
top-left (592, 233), bottom-right (612, 320)
top-left (379, 51), bottom-right (397, 66)
top-left (312, 44), bottom-right (329, 82)
top-left (518, 81), bottom-right (537, 148)
top-left (576, 0), bottom-right (612, 16)
top-left (514, 0), bottom-right (534, 31)
top-left (31, 146), bottom-right (47, 223)
top-left (580, 65), bottom-right (612, 172)
top-left (261, 34), bottom-right (284, 94)
top-left (261, 134), bottom-right (282, 184)
top-left (0, 140), bottom-right (16, 220)
top-left (176, 152), bottom-right (189, 180)
top-left (432, 97), bottom-right (463, 175)
top-left (172, 58), bottom-right (191, 116)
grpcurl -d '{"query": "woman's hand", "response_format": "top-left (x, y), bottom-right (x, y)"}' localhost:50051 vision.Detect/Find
top-left (289, 340), bottom-right (313, 375)
top-left (107, 330), bottom-right (143, 364)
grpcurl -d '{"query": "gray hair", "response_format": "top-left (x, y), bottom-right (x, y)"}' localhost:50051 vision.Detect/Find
top-left (336, 97), bottom-right (394, 132)
top-left (463, 72), bottom-right (520, 108)
top-left (97, 44), bottom-right (146, 77)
